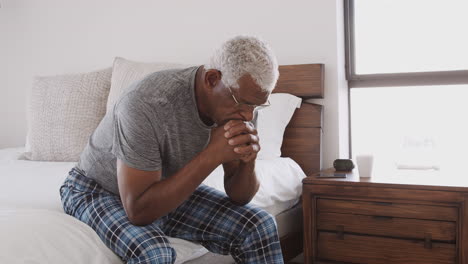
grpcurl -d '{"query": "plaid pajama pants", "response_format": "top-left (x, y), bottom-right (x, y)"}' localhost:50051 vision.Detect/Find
top-left (60, 168), bottom-right (284, 264)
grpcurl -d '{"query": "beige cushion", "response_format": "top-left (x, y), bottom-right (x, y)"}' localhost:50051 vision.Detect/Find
top-left (106, 57), bottom-right (187, 113)
top-left (21, 68), bottom-right (112, 162)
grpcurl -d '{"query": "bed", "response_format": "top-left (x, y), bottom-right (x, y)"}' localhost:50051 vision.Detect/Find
top-left (0, 63), bottom-right (324, 263)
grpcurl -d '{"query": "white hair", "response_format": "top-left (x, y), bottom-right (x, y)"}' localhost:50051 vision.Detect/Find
top-left (205, 36), bottom-right (279, 92)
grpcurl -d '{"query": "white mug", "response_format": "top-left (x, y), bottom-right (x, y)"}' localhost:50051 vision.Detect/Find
top-left (356, 154), bottom-right (374, 178)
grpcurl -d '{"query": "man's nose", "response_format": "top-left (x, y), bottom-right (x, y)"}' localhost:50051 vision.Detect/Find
top-left (240, 109), bottom-right (254, 122)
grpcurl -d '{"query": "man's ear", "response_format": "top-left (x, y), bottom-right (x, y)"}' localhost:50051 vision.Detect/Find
top-left (205, 69), bottom-right (222, 89)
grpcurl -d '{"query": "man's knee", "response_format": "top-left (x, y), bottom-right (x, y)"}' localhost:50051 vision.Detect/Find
top-left (254, 209), bottom-right (278, 234)
top-left (234, 209), bottom-right (282, 261)
top-left (129, 243), bottom-right (176, 264)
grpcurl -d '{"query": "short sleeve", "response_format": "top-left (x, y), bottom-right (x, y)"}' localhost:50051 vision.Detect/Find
top-left (111, 94), bottom-right (162, 171)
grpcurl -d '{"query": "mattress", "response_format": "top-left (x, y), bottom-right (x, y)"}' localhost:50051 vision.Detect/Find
top-left (0, 147), bottom-right (305, 264)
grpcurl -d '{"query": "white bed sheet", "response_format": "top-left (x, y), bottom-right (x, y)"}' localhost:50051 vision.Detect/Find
top-left (0, 147), bottom-right (305, 215)
top-left (0, 147), bottom-right (305, 264)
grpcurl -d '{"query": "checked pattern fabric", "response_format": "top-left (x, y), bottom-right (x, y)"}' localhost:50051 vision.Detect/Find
top-left (60, 168), bottom-right (284, 264)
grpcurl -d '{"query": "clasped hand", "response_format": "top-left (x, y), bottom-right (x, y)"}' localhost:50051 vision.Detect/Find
top-left (209, 120), bottom-right (260, 163)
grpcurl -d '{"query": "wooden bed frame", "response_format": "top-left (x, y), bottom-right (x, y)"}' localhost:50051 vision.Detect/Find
top-left (273, 64), bottom-right (324, 261)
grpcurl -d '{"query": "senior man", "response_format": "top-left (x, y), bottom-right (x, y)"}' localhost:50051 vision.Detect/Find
top-left (60, 36), bottom-right (283, 264)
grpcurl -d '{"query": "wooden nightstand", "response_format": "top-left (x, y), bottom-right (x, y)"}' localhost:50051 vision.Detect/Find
top-left (302, 168), bottom-right (468, 264)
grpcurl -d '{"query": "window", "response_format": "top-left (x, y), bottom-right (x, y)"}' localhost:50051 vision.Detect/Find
top-left (345, 0), bottom-right (468, 177)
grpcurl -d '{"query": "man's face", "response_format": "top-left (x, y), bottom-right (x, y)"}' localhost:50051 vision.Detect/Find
top-left (212, 74), bottom-right (270, 126)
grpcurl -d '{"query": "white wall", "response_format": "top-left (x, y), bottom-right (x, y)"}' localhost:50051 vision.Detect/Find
top-left (0, 0), bottom-right (349, 168)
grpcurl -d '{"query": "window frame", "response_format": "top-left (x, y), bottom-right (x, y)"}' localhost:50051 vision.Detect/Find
top-left (344, 0), bottom-right (468, 159)
top-left (344, 0), bottom-right (468, 88)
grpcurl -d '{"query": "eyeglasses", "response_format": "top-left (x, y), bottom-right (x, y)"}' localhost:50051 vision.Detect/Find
top-left (228, 86), bottom-right (270, 111)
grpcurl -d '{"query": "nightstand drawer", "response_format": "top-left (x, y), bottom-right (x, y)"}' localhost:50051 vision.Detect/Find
top-left (317, 212), bottom-right (456, 242)
top-left (317, 198), bottom-right (458, 221)
top-left (317, 231), bottom-right (456, 264)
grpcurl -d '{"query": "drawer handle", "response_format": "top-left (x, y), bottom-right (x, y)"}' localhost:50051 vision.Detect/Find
top-left (336, 225), bottom-right (344, 240)
top-left (373, 202), bottom-right (393, 206)
top-left (425, 233), bottom-right (432, 249)
top-left (373, 216), bottom-right (393, 220)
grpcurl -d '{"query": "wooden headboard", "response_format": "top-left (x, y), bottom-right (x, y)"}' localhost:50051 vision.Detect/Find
top-left (274, 64), bottom-right (324, 175)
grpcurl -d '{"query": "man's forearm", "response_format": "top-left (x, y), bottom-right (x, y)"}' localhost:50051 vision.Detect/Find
top-left (223, 159), bottom-right (260, 205)
top-left (129, 149), bottom-right (219, 225)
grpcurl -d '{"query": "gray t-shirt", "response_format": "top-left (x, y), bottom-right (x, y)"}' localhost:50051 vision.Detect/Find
top-left (76, 66), bottom-right (214, 195)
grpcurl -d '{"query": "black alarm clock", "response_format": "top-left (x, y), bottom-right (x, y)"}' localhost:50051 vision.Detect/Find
top-left (333, 159), bottom-right (355, 171)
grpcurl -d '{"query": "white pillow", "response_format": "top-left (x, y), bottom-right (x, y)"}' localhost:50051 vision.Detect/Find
top-left (256, 93), bottom-right (302, 160)
top-left (106, 57), bottom-right (188, 113)
top-left (203, 157), bottom-right (306, 215)
top-left (21, 68), bottom-right (112, 162)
